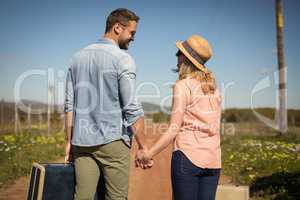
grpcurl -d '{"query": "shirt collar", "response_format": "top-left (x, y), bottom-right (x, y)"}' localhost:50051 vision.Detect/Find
top-left (97, 37), bottom-right (119, 47)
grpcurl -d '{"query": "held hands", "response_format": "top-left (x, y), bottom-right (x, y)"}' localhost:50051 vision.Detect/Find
top-left (135, 148), bottom-right (154, 169)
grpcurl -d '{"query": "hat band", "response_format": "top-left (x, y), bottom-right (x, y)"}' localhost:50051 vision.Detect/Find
top-left (182, 41), bottom-right (206, 65)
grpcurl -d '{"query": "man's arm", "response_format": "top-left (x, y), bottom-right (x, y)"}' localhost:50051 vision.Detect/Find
top-left (118, 54), bottom-right (147, 149)
top-left (64, 67), bottom-right (74, 162)
top-left (64, 111), bottom-right (73, 162)
top-left (65, 112), bottom-right (73, 144)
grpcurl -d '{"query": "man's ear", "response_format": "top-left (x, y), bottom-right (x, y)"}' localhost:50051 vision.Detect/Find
top-left (113, 23), bottom-right (123, 35)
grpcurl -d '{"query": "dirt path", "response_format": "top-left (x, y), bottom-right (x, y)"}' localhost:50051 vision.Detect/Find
top-left (0, 124), bottom-right (232, 200)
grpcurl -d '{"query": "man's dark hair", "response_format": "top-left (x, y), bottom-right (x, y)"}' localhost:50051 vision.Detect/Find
top-left (105, 8), bottom-right (139, 33)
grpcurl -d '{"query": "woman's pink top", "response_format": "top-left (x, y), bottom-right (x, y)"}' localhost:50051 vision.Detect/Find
top-left (173, 78), bottom-right (222, 169)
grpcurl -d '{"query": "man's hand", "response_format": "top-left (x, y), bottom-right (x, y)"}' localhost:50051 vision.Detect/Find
top-left (64, 142), bottom-right (73, 163)
top-left (135, 148), bottom-right (154, 169)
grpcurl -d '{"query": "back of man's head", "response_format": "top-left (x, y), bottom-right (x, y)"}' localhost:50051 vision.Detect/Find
top-left (105, 8), bottom-right (139, 33)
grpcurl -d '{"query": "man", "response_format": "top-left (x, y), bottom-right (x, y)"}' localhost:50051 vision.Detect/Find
top-left (64, 8), bottom-right (152, 200)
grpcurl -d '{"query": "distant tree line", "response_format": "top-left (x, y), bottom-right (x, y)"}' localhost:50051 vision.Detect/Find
top-left (223, 108), bottom-right (300, 126)
top-left (0, 100), bottom-right (63, 134)
top-left (147, 108), bottom-right (300, 127)
top-left (1, 100), bottom-right (299, 129)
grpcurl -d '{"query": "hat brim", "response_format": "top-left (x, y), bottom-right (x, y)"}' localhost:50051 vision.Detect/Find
top-left (176, 41), bottom-right (208, 73)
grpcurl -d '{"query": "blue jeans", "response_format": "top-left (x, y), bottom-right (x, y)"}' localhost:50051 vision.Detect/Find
top-left (171, 150), bottom-right (221, 200)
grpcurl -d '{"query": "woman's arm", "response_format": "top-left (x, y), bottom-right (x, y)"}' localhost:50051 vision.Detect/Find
top-left (146, 81), bottom-right (189, 159)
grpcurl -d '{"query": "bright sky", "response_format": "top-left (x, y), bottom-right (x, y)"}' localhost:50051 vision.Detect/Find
top-left (0, 0), bottom-right (299, 109)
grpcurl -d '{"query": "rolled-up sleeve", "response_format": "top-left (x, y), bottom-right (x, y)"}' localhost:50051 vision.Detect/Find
top-left (118, 54), bottom-right (144, 127)
top-left (64, 67), bottom-right (74, 112)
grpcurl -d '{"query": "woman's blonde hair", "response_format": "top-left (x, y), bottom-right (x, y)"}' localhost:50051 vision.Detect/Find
top-left (176, 51), bottom-right (216, 95)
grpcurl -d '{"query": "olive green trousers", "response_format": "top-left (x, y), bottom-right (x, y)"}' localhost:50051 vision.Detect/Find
top-left (72, 140), bottom-right (130, 200)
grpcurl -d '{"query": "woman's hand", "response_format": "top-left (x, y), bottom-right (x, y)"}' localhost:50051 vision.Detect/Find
top-left (135, 148), bottom-right (154, 169)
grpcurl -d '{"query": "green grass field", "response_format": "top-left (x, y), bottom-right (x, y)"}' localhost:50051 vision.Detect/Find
top-left (0, 132), bottom-right (65, 187)
top-left (221, 132), bottom-right (300, 199)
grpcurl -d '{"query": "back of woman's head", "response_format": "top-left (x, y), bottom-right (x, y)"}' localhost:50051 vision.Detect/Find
top-left (176, 51), bottom-right (216, 95)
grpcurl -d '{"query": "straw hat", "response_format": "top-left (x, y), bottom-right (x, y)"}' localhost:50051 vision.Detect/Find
top-left (176, 35), bottom-right (212, 73)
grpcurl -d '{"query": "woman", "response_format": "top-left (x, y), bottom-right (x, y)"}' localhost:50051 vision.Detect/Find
top-left (137, 35), bottom-right (222, 200)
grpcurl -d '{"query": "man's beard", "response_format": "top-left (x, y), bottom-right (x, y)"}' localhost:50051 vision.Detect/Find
top-left (119, 39), bottom-right (131, 50)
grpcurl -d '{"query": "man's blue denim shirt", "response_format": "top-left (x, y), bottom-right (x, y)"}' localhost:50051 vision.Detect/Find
top-left (64, 38), bottom-right (144, 147)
